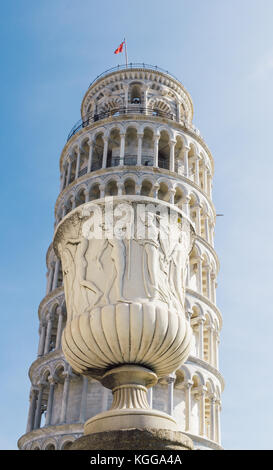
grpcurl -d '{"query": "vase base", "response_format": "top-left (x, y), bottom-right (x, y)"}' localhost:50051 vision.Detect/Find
top-left (84, 407), bottom-right (178, 435)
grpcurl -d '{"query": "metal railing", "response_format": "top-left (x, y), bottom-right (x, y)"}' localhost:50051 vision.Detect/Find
top-left (67, 106), bottom-right (175, 141)
top-left (88, 63), bottom-right (182, 88)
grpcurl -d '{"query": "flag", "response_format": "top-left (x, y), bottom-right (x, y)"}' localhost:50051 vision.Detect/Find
top-left (114, 41), bottom-right (124, 54)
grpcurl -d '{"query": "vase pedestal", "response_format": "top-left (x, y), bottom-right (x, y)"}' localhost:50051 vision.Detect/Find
top-left (69, 428), bottom-right (194, 451)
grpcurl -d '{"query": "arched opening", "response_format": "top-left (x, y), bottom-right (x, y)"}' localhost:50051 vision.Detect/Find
top-left (124, 178), bottom-right (136, 195)
top-left (129, 83), bottom-right (142, 104)
top-left (152, 100), bottom-right (172, 118)
top-left (158, 182), bottom-right (169, 201)
top-left (189, 194), bottom-right (198, 230)
top-left (65, 196), bottom-right (74, 215)
top-left (174, 186), bottom-right (184, 206)
top-left (140, 179), bottom-right (153, 197)
top-left (158, 131), bottom-right (170, 170)
top-left (75, 188), bottom-right (86, 208)
top-left (142, 128), bottom-right (154, 166)
top-left (61, 441), bottom-right (73, 450)
top-left (92, 133), bottom-right (104, 171)
top-left (44, 443), bottom-right (55, 450)
top-left (89, 183), bottom-right (100, 201)
top-left (105, 180), bottom-right (118, 197)
top-left (78, 141), bottom-right (89, 177)
top-left (108, 128), bottom-right (121, 167)
top-left (124, 127), bottom-right (138, 165)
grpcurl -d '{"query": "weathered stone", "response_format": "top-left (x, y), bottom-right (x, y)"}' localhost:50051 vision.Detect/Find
top-left (69, 428), bottom-right (194, 451)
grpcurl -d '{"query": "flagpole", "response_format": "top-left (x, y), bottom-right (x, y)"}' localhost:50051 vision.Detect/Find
top-left (124, 38), bottom-right (128, 67)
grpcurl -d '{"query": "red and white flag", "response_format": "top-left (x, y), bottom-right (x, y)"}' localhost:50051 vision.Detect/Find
top-left (114, 41), bottom-right (125, 54)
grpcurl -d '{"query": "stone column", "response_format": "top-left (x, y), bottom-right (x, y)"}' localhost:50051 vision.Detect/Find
top-left (72, 196), bottom-right (76, 210)
top-left (80, 377), bottom-right (88, 422)
top-left (99, 184), bottom-right (105, 199)
top-left (102, 138), bottom-right (108, 169)
top-left (60, 370), bottom-right (71, 423)
top-left (55, 308), bottom-right (64, 350)
top-left (184, 381), bottom-right (193, 431)
top-left (210, 396), bottom-right (216, 441)
top-left (176, 101), bottom-right (181, 122)
top-left (66, 157), bottom-right (72, 186)
top-left (60, 165), bottom-right (66, 191)
top-left (195, 204), bottom-right (201, 236)
top-left (34, 383), bottom-right (44, 429)
top-left (124, 85), bottom-right (129, 110)
top-left (153, 135), bottom-right (160, 167)
top-left (26, 388), bottom-right (38, 433)
top-left (167, 373), bottom-right (176, 416)
top-left (215, 400), bottom-right (221, 444)
top-left (209, 326), bottom-right (214, 366)
top-left (204, 214), bottom-right (210, 242)
top-left (46, 264), bottom-right (54, 295)
top-left (119, 133), bottom-right (125, 166)
top-left (137, 133), bottom-right (143, 166)
top-left (182, 195), bottom-right (190, 216)
top-left (37, 321), bottom-right (46, 357)
top-left (85, 189), bottom-right (89, 203)
top-left (205, 264), bottom-right (211, 300)
top-left (183, 147), bottom-right (189, 178)
top-left (75, 147), bottom-right (81, 179)
top-left (169, 188), bottom-right (176, 205)
top-left (87, 140), bottom-right (94, 173)
top-left (52, 259), bottom-right (60, 290)
top-left (198, 317), bottom-right (205, 361)
top-left (117, 182), bottom-right (123, 196)
top-left (215, 334), bottom-right (220, 369)
top-left (44, 314), bottom-right (53, 355)
top-left (207, 172), bottom-right (212, 198)
top-left (153, 182), bottom-right (160, 199)
top-left (135, 184), bottom-right (141, 196)
top-left (211, 272), bottom-right (216, 304)
top-left (170, 140), bottom-right (176, 172)
top-left (197, 257), bottom-right (202, 293)
top-left (45, 377), bottom-right (55, 426)
top-left (194, 156), bottom-right (200, 186)
top-left (203, 166), bottom-right (208, 194)
top-left (198, 389), bottom-right (206, 437)
top-left (143, 87), bottom-right (148, 111)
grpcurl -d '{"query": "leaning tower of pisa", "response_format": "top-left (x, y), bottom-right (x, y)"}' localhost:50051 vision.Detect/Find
top-left (18, 64), bottom-right (223, 451)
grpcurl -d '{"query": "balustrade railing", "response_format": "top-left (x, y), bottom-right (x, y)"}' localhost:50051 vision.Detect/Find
top-left (67, 106), bottom-right (175, 141)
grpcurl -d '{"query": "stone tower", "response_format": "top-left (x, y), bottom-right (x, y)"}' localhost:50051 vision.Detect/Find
top-left (18, 64), bottom-right (223, 451)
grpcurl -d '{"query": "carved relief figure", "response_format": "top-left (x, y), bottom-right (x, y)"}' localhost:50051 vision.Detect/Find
top-left (139, 211), bottom-right (161, 301)
top-left (98, 222), bottom-right (127, 303)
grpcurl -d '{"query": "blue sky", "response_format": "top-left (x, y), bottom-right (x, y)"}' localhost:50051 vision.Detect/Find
top-left (1, 0), bottom-right (273, 450)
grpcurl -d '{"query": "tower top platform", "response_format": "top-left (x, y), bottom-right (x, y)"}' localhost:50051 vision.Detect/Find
top-left (80, 63), bottom-right (194, 124)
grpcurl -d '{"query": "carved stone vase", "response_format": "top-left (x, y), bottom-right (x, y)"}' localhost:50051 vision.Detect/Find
top-left (53, 196), bottom-right (195, 436)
